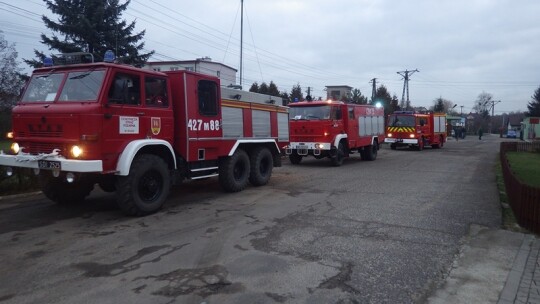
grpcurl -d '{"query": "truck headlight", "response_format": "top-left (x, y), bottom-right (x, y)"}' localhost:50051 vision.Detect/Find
top-left (70, 145), bottom-right (83, 158)
top-left (6, 132), bottom-right (14, 139)
top-left (387, 133), bottom-right (393, 137)
top-left (409, 134), bottom-right (415, 138)
top-left (10, 142), bottom-right (20, 154)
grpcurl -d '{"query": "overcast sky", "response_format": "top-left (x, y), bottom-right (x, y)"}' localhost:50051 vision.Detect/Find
top-left (2, 0), bottom-right (540, 114)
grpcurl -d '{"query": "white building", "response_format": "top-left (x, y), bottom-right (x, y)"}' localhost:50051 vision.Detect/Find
top-left (143, 57), bottom-right (237, 87)
top-left (325, 85), bottom-right (353, 101)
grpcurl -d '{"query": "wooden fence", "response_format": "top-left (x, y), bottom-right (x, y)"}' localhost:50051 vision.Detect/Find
top-left (500, 142), bottom-right (540, 233)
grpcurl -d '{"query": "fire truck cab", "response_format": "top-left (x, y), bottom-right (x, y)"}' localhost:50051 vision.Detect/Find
top-left (385, 111), bottom-right (447, 150)
top-left (285, 100), bottom-right (385, 166)
top-left (0, 52), bottom-right (288, 215)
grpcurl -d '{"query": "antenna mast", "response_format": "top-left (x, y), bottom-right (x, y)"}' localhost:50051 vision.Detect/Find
top-left (397, 69), bottom-right (419, 110)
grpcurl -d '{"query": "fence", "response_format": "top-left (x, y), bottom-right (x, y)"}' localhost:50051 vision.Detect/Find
top-left (500, 142), bottom-right (540, 233)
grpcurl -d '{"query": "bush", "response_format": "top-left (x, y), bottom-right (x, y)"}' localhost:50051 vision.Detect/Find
top-left (0, 167), bottom-right (40, 196)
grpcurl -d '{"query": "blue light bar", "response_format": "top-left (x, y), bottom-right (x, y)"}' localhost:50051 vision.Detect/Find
top-left (104, 50), bottom-right (116, 63)
top-left (43, 57), bottom-right (53, 67)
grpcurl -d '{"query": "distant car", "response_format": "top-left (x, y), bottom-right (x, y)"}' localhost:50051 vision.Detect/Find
top-left (507, 130), bottom-right (517, 138)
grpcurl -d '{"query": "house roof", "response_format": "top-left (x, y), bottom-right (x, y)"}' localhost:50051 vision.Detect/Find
top-left (145, 60), bottom-right (237, 71)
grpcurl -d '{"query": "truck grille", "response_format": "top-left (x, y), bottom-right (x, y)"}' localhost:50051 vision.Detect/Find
top-left (21, 142), bottom-right (65, 155)
top-left (19, 124), bottom-right (64, 138)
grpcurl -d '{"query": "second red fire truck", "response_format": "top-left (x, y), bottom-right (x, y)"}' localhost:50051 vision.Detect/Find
top-left (285, 100), bottom-right (385, 166)
top-left (384, 111), bottom-right (447, 150)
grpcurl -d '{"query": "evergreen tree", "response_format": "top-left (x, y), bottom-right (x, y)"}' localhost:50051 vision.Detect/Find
top-left (374, 85), bottom-right (393, 117)
top-left (351, 88), bottom-right (368, 104)
top-left (389, 94), bottom-right (400, 113)
top-left (26, 0), bottom-right (153, 67)
top-left (268, 81), bottom-right (280, 97)
top-left (528, 85), bottom-right (540, 116)
top-left (249, 82), bottom-right (259, 93)
top-left (259, 82), bottom-right (269, 95)
top-left (433, 97), bottom-right (445, 112)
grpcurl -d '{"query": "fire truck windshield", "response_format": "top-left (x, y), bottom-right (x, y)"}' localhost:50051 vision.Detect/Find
top-left (388, 115), bottom-right (415, 127)
top-left (290, 105), bottom-right (340, 120)
top-left (21, 70), bottom-right (105, 103)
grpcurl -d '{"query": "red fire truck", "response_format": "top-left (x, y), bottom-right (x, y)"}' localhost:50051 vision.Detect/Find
top-left (285, 100), bottom-right (385, 166)
top-left (384, 111), bottom-right (447, 150)
top-left (0, 52), bottom-right (289, 215)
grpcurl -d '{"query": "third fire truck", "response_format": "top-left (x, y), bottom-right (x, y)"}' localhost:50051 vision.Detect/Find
top-left (0, 52), bottom-right (289, 216)
top-left (285, 100), bottom-right (385, 166)
top-left (385, 111), bottom-right (447, 150)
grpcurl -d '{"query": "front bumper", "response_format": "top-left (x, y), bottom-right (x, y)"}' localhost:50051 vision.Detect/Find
top-left (384, 138), bottom-right (419, 145)
top-left (0, 151), bottom-right (103, 173)
top-left (285, 142), bottom-right (331, 156)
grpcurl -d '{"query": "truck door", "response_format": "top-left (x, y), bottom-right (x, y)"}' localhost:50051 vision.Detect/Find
top-left (347, 106), bottom-right (358, 148)
top-left (101, 71), bottom-right (173, 170)
top-left (184, 74), bottom-right (223, 161)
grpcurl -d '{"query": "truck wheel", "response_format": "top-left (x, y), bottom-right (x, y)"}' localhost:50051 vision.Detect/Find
top-left (98, 175), bottom-right (116, 192)
top-left (364, 144), bottom-right (378, 161)
top-left (390, 144), bottom-right (397, 150)
top-left (219, 149), bottom-right (250, 192)
top-left (40, 174), bottom-right (94, 205)
top-left (331, 142), bottom-right (345, 166)
top-left (249, 147), bottom-right (273, 186)
top-left (116, 154), bottom-right (171, 216)
top-left (289, 152), bottom-right (302, 165)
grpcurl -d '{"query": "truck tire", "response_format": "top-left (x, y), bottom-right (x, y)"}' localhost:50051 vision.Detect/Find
top-left (249, 147), bottom-right (273, 186)
top-left (219, 149), bottom-right (250, 192)
top-left (289, 152), bottom-right (302, 165)
top-left (390, 143), bottom-right (397, 150)
top-left (116, 154), bottom-right (171, 216)
top-left (40, 174), bottom-right (94, 205)
top-left (364, 143), bottom-right (378, 161)
top-left (331, 142), bottom-right (345, 166)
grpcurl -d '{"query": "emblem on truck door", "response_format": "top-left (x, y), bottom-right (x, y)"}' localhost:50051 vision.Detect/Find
top-left (151, 117), bottom-right (161, 135)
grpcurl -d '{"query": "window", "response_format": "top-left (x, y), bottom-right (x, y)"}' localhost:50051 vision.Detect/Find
top-left (216, 70), bottom-right (221, 77)
top-left (107, 73), bottom-right (141, 105)
top-left (348, 106), bottom-right (355, 119)
top-left (331, 90), bottom-right (341, 100)
top-left (21, 73), bottom-right (64, 102)
top-left (170, 67), bottom-right (179, 71)
top-left (144, 77), bottom-right (168, 107)
top-left (59, 70), bottom-right (105, 102)
top-left (198, 80), bottom-right (218, 116)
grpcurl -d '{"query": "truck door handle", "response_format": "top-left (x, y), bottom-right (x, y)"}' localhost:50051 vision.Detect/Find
top-left (136, 112), bottom-right (145, 116)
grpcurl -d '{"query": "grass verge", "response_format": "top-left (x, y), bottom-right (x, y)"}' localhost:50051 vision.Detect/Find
top-left (506, 152), bottom-right (540, 188)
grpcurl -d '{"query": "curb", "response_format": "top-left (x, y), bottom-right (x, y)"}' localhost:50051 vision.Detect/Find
top-left (497, 234), bottom-right (535, 304)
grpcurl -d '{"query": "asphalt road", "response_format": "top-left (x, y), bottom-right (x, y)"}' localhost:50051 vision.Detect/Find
top-left (0, 134), bottom-right (504, 304)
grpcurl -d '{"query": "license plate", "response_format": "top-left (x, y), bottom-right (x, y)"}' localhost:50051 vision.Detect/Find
top-left (38, 160), bottom-right (61, 170)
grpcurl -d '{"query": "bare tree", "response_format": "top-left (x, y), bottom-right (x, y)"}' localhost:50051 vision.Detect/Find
top-left (0, 31), bottom-right (24, 112)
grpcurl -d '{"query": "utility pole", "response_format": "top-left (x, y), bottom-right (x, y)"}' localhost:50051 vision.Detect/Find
top-left (460, 105), bottom-right (464, 116)
top-left (239, 0), bottom-right (244, 88)
top-left (483, 100), bottom-right (501, 133)
top-left (369, 78), bottom-right (377, 103)
top-left (397, 69), bottom-right (419, 110)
